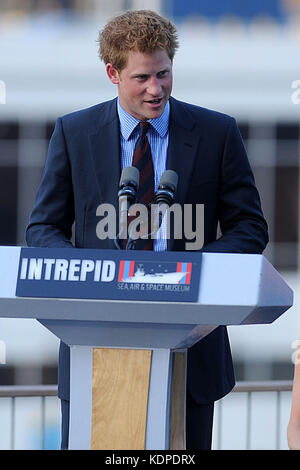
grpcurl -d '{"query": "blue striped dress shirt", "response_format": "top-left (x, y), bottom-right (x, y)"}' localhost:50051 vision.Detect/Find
top-left (117, 98), bottom-right (169, 251)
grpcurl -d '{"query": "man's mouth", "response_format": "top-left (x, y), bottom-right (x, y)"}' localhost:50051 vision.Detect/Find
top-left (145, 98), bottom-right (163, 104)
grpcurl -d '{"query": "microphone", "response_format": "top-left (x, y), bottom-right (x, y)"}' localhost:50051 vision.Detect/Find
top-left (115, 166), bottom-right (139, 249)
top-left (151, 170), bottom-right (178, 235)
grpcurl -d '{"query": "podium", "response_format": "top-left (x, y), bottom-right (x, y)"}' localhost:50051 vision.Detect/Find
top-left (0, 246), bottom-right (293, 449)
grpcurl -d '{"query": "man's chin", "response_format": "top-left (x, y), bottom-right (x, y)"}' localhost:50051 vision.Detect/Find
top-left (129, 102), bottom-right (167, 121)
top-left (141, 104), bottom-right (166, 120)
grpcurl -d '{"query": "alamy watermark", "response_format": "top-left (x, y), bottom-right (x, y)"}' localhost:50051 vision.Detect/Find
top-left (0, 340), bottom-right (6, 364)
top-left (0, 80), bottom-right (6, 104)
top-left (291, 80), bottom-right (300, 105)
top-left (95, 201), bottom-right (205, 250)
top-left (291, 339), bottom-right (300, 364)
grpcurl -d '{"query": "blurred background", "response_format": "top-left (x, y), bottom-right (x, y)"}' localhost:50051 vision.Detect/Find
top-left (0, 0), bottom-right (300, 450)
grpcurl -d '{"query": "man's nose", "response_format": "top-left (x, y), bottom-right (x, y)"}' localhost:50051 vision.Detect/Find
top-left (147, 77), bottom-right (162, 96)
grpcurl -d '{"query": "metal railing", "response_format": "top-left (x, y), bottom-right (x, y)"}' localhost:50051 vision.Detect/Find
top-left (214, 380), bottom-right (293, 450)
top-left (233, 380), bottom-right (293, 393)
top-left (0, 385), bottom-right (58, 450)
top-left (0, 381), bottom-right (294, 450)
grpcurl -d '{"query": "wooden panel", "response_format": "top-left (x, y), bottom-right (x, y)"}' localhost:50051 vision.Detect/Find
top-left (91, 348), bottom-right (152, 450)
top-left (169, 351), bottom-right (186, 450)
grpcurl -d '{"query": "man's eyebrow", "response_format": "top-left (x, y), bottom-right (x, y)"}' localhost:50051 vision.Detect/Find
top-left (131, 68), bottom-right (170, 78)
top-left (132, 73), bottom-right (149, 78)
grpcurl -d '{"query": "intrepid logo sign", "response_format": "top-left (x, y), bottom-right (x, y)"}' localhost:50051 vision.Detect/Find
top-left (16, 247), bottom-right (201, 302)
top-left (19, 257), bottom-right (115, 282)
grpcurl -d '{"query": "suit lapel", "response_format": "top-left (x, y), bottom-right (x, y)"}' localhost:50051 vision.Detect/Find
top-left (167, 97), bottom-right (201, 251)
top-left (88, 98), bottom-right (121, 210)
top-left (167, 97), bottom-right (200, 206)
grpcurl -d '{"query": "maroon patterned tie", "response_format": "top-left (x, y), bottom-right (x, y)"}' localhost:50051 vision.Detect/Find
top-left (130, 121), bottom-right (154, 250)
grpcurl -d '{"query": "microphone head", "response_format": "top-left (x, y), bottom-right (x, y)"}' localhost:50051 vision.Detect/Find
top-left (158, 170), bottom-right (178, 193)
top-left (119, 166), bottom-right (140, 190)
top-left (153, 170), bottom-right (178, 206)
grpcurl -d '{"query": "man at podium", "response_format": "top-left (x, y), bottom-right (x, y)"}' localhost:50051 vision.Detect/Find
top-left (26, 10), bottom-right (268, 450)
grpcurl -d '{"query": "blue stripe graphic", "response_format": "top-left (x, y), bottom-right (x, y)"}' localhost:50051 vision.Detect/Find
top-left (180, 262), bottom-right (187, 284)
top-left (123, 261), bottom-right (131, 280)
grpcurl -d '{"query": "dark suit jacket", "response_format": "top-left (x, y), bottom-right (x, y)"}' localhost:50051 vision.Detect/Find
top-left (26, 96), bottom-right (268, 404)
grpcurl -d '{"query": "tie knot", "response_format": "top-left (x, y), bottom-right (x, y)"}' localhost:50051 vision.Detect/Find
top-left (139, 121), bottom-right (150, 136)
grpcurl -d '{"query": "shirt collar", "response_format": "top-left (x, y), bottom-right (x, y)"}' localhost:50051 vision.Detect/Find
top-left (117, 98), bottom-right (170, 141)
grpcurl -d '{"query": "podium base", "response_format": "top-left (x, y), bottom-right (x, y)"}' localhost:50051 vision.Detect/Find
top-left (68, 346), bottom-right (186, 450)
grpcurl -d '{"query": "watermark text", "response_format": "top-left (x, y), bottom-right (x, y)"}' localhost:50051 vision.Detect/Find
top-left (291, 80), bottom-right (300, 104)
top-left (95, 201), bottom-right (204, 250)
top-left (0, 340), bottom-right (6, 364)
top-left (0, 80), bottom-right (6, 104)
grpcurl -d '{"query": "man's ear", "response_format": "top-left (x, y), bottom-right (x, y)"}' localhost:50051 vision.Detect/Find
top-left (106, 63), bottom-right (121, 85)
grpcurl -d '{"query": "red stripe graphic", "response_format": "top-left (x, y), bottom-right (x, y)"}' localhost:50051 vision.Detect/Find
top-left (128, 261), bottom-right (135, 277)
top-left (118, 260), bottom-right (125, 282)
top-left (185, 263), bottom-right (192, 285)
top-left (176, 263), bottom-right (182, 284)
